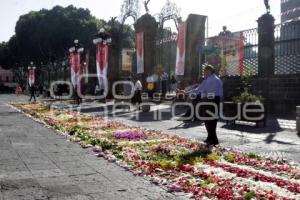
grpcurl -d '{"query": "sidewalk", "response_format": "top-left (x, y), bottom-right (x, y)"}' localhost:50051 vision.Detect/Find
top-left (0, 95), bottom-right (187, 200)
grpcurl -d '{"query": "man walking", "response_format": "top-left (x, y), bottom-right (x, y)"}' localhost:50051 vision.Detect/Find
top-left (198, 64), bottom-right (223, 146)
top-left (178, 64), bottom-right (223, 146)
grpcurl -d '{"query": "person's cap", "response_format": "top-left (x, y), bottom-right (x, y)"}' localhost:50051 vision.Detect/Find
top-left (203, 64), bottom-right (215, 72)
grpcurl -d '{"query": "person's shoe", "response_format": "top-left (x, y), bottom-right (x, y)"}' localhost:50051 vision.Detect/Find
top-left (207, 141), bottom-right (219, 146)
top-left (204, 139), bottom-right (218, 146)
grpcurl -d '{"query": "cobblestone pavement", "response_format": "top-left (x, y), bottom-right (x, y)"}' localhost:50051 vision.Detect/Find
top-left (0, 95), bottom-right (188, 200)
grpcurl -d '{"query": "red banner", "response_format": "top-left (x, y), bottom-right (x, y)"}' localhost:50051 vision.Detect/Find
top-left (84, 52), bottom-right (90, 83)
top-left (70, 52), bottom-right (81, 87)
top-left (96, 44), bottom-right (109, 75)
top-left (176, 22), bottom-right (187, 76)
top-left (96, 44), bottom-right (109, 89)
top-left (239, 32), bottom-right (244, 76)
top-left (28, 69), bottom-right (35, 86)
top-left (136, 32), bottom-right (144, 74)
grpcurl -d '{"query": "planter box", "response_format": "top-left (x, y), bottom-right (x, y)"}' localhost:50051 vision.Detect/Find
top-left (223, 102), bottom-right (267, 127)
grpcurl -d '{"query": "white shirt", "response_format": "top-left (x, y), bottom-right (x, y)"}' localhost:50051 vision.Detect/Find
top-left (135, 80), bottom-right (142, 91)
top-left (194, 74), bottom-right (223, 98)
top-left (161, 72), bottom-right (169, 81)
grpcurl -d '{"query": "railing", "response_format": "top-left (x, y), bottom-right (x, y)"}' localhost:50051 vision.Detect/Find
top-left (205, 19), bottom-right (300, 77)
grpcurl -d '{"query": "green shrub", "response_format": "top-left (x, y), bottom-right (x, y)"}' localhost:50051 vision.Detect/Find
top-left (99, 140), bottom-right (113, 150)
top-left (233, 89), bottom-right (264, 103)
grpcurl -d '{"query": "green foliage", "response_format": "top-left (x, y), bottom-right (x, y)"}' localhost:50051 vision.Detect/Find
top-left (247, 152), bottom-right (262, 160)
top-left (99, 139), bottom-right (113, 150)
top-left (176, 148), bottom-right (212, 165)
top-left (0, 5), bottom-right (134, 71)
top-left (112, 150), bottom-right (124, 160)
top-left (223, 153), bottom-right (236, 163)
top-left (153, 160), bottom-right (177, 170)
top-left (207, 153), bottom-right (221, 161)
top-left (232, 89), bottom-right (264, 103)
top-left (89, 138), bottom-right (101, 146)
top-left (233, 68), bottom-right (264, 103)
top-left (66, 125), bottom-right (86, 136)
top-left (244, 191), bottom-right (256, 200)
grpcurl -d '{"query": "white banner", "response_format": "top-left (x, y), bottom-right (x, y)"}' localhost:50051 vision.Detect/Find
top-left (175, 22), bottom-right (187, 76)
top-left (136, 32), bottom-right (144, 74)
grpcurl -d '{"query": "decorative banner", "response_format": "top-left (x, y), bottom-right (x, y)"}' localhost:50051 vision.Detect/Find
top-left (122, 48), bottom-right (134, 72)
top-left (70, 52), bottom-right (81, 88)
top-left (84, 52), bottom-right (90, 83)
top-left (136, 32), bottom-right (144, 74)
top-left (96, 44), bottom-right (109, 87)
top-left (28, 68), bottom-right (35, 86)
top-left (175, 22), bottom-right (187, 76)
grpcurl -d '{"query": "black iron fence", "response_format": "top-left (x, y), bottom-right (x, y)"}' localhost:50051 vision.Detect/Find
top-left (205, 19), bottom-right (300, 77)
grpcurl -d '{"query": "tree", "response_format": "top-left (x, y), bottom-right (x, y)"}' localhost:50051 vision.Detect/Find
top-left (16, 6), bottom-right (103, 63)
top-left (0, 5), bottom-right (136, 87)
top-left (0, 5), bottom-right (104, 69)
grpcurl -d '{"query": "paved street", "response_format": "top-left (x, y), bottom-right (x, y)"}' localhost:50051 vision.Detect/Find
top-left (0, 94), bottom-right (187, 200)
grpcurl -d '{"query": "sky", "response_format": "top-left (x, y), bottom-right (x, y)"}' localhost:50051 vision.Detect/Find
top-left (0, 0), bottom-right (281, 43)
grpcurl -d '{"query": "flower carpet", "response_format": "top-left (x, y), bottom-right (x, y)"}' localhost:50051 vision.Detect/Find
top-left (12, 103), bottom-right (300, 200)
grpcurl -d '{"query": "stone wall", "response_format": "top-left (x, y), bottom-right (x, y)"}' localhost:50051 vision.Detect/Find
top-left (223, 75), bottom-right (300, 116)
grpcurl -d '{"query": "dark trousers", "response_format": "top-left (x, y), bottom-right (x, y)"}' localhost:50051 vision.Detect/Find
top-left (184, 94), bottom-right (202, 119)
top-left (201, 97), bottom-right (220, 144)
top-left (162, 80), bottom-right (167, 96)
top-left (74, 91), bottom-right (82, 104)
top-left (29, 92), bottom-right (36, 102)
top-left (132, 90), bottom-right (142, 105)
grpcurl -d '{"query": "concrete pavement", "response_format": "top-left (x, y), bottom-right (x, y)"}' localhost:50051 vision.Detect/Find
top-left (0, 94), bottom-right (187, 200)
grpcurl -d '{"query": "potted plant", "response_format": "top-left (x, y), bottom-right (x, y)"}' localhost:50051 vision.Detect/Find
top-left (223, 69), bottom-right (266, 127)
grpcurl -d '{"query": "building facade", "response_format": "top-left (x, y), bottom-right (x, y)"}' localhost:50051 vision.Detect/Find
top-left (281, 0), bottom-right (300, 22)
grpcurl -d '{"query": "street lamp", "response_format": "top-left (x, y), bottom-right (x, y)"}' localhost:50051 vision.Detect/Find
top-left (69, 39), bottom-right (84, 87)
top-left (69, 39), bottom-right (84, 104)
top-left (93, 28), bottom-right (112, 99)
top-left (69, 39), bottom-right (84, 54)
top-left (93, 28), bottom-right (112, 46)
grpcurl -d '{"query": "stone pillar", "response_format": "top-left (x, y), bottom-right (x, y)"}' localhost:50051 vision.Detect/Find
top-left (257, 13), bottom-right (275, 77)
top-left (107, 46), bottom-right (120, 96)
top-left (134, 14), bottom-right (158, 83)
top-left (184, 14), bottom-right (207, 84)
